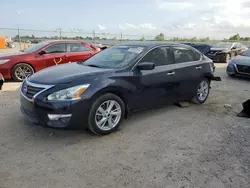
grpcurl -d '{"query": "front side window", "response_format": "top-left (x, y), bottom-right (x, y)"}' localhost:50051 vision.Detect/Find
top-left (67, 43), bottom-right (92, 52)
top-left (173, 46), bottom-right (195, 63)
top-left (45, 43), bottom-right (66, 53)
top-left (81, 45), bottom-right (146, 69)
top-left (140, 46), bottom-right (173, 66)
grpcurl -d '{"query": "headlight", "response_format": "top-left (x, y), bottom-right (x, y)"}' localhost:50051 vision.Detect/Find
top-left (0, 59), bottom-right (10, 64)
top-left (47, 84), bottom-right (90, 101)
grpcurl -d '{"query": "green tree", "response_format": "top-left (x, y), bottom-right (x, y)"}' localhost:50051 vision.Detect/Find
top-left (229, 33), bottom-right (240, 41)
top-left (140, 36), bottom-right (145, 41)
top-left (154, 33), bottom-right (165, 41)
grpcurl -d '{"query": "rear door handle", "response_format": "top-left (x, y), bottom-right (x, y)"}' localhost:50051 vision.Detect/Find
top-left (195, 66), bottom-right (202, 70)
top-left (167, 71), bottom-right (175, 76)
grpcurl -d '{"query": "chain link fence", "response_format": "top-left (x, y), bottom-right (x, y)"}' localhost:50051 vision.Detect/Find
top-left (0, 27), bottom-right (250, 51)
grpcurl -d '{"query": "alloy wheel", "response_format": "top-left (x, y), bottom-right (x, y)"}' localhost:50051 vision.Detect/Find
top-left (15, 66), bottom-right (32, 81)
top-left (95, 100), bottom-right (122, 131)
top-left (197, 81), bottom-right (209, 102)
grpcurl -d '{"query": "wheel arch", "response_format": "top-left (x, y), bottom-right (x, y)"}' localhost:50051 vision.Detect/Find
top-left (90, 86), bottom-right (130, 118)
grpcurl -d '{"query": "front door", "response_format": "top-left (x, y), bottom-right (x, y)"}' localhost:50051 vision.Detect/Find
top-left (130, 46), bottom-right (179, 110)
top-left (43, 43), bottom-right (69, 67)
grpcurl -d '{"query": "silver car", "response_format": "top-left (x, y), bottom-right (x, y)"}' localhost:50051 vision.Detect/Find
top-left (227, 49), bottom-right (250, 78)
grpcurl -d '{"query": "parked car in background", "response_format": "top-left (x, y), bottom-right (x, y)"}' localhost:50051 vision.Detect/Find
top-left (227, 48), bottom-right (250, 78)
top-left (0, 73), bottom-right (4, 90)
top-left (20, 42), bottom-right (221, 135)
top-left (181, 43), bottom-right (212, 55)
top-left (206, 42), bottom-right (247, 63)
top-left (0, 40), bottom-right (102, 81)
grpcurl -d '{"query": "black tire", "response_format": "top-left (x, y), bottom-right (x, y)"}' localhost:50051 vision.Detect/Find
top-left (192, 78), bottom-right (210, 104)
top-left (88, 93), bottom-right (125, 135)
top-left (225, 54), bottom-right (231, 63)
top-left (12, 63), bottom-right (34, 82)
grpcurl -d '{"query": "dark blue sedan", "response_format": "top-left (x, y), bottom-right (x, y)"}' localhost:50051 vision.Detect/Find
top-left (227, 49), bottom-right (250, 78)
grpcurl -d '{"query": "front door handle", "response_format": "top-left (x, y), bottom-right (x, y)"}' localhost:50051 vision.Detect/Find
top-left (195, 66), bottom-right (202, 70)
top-left (167, 71), bottom-right (175, 76)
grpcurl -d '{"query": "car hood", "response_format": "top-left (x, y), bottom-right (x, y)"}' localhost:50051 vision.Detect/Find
top-left (0, 51), bottom-right (29, 59)
top-left (210, 47), bottom-right (229, 51)
top-left (230, 55), bottom-right (250, 66)
top-left (28, 62), bottom-right (114, 84)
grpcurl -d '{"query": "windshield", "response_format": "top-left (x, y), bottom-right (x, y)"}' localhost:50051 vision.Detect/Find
top-left (241, 49), bottom-right (250, 57)
top-left (212, 42), bottom-right (232, 48)
top-left (81, 45), bottom-right (146, 69)
top-left (23, 42), bottom-right (48, 53)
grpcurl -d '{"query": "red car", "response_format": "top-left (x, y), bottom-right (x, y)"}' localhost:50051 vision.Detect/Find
top-left (0, 40), bottom-right (101, 81)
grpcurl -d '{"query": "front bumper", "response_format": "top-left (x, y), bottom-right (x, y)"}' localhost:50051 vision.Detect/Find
top-left (20, 91), bottom-right (92, 129)
top-left (227, 64), bottom-right (250, 78)
top-left (206, 53), bottom-right (226, 62)
top-left (0, 67), bottom-right (11, 79)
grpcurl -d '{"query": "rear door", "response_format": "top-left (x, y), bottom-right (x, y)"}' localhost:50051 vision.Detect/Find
top-left (172, 45), bottom-right (203, 101)
top-left (42, 43), bottom-right (68, 67)
top-left (131, 46), bottom-right (179, 110)
top-left (66, 42), bottom-right (95, 62)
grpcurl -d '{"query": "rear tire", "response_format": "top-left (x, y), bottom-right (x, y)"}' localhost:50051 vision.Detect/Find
top-left (192, 78), bottom-right (210, 104)
top-left (12, 63), bottom-right (34, 82)
top-left (88, 93), bottom-right (125, 135)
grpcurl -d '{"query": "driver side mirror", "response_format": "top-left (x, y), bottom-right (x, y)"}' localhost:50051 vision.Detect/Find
top-left (137, 62), bottom-right (155, 70)
top-left (38, 50), bottom-right (47, 55)
top-left (232, 46), bottom-right (237, 50)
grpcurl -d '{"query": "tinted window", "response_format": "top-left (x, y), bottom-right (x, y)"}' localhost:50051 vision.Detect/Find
top-left (140, 47), bottom-right (173, 66)
top-left (45, 43), bottom-right (66, 53)
top-left (241, 49), bottom-right (250, 57)
top-left (173, 46), bottom-right (195, 63)
top-left (67, 43), bottom-right (92, 52)
top-left (193, 51), bottom-right (201, 61)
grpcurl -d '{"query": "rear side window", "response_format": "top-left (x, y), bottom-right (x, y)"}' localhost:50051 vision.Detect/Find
top-left (193, 51), bottom-right (201, 61)
top-left (67, 43), bottom-right (92, 52)
top-left (173, 46), bottom-right (195, 63)
top-left (140, 46), bottom-right (174, 66)
top-left (45, 43), bottom-right (66, 53)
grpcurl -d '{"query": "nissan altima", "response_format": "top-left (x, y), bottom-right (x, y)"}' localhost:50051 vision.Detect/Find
top-left (20, 42), bottom-right (221, 135)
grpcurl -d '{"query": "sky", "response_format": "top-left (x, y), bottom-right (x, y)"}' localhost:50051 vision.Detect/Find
top-left (1, 0), bottom-right (250, 39)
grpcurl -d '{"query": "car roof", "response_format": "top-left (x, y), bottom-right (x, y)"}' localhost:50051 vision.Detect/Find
top-left (117, 41), bottom-right (187, 48)
top-left (39, 40), bottom-right (89, 44)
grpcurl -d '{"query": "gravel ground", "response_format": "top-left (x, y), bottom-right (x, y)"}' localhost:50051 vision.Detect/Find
top-left (0, 64), bottom-right (250, 188)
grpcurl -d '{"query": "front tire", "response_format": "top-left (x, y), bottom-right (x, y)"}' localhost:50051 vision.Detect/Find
top-left (12, 63), bottom-right (34, 82)
top-left (192, 78), bottom-right (210, 104)
top-left (88, 93), bottom-right (125, 135)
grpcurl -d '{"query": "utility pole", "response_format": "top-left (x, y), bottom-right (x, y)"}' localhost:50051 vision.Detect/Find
top-left (59, 28), bottom-right (62, 39)
top-left (17, 25), bottom-right (21, 50)
top-left (120, 32), bottom-right (123, 41)
top-left (92, 30), bottom-right (96, 43)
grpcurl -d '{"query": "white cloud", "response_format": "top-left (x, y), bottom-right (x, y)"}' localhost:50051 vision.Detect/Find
top-left (98, 24), bottom-right (106, 30)
top-left (119, 23), bottom-right (156, 30)
top-left (158, 0), bottom-right (250, 38)
top-left (156, 0), bottom-right (194, 10)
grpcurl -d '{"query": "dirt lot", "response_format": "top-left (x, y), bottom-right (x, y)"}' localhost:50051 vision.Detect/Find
top-left (0, 64), bottom-right (250, 188)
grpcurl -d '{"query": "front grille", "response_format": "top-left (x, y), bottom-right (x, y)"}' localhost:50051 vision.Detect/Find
top-left (21, 80), bottom-right (45, 99)
top-left (236, 65), bottom-right (250, 74)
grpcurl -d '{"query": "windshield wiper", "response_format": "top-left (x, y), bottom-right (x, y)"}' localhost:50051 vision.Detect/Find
top-left (85, 64), bottom-right (102, 68)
